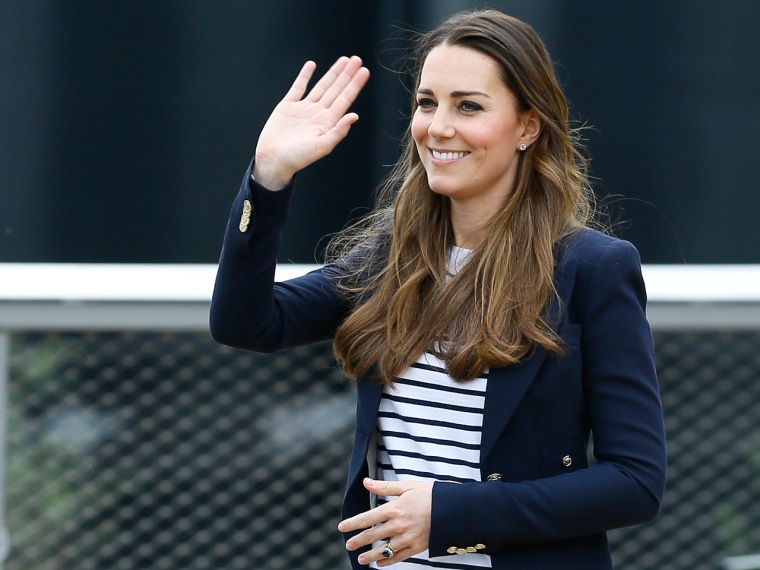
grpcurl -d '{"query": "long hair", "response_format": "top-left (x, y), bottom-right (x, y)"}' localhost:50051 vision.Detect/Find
top-left (329, 9), bottom-right (594, 385)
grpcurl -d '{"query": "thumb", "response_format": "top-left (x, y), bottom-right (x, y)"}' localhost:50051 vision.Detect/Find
top-left (363, 477), bottom-right (409, 496)
top-left (319, 113), bottom-right (359, 151)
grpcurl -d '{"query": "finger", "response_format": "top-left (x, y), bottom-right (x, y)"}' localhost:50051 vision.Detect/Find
top-left (320, 55), bottom-right (369, 110)
top-left (282, 60), bottom-right (317, 102)
top-left (359, 543), bottom-right (413, 567)
top-left (314, 112), bottom-right (359, 154)
top-left (376, 547), bottom-right (413, 568)
top-left (331, 64), bottom-right (370, 116)
top-left (344, 521), bottom-right (394, 551)
top-left (304, 56), bottom-right (350, 103)
top-left (338, 505), bottom-right (385, 534)
top-left (317, 55), bottom-right (361, 106)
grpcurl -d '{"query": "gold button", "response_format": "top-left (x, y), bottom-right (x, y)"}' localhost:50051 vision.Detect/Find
top-left (456, 548), bottom-right (468, 555)
top-left (466, 546), bottom-right (477, 553)
top-left (447, 547), bottom-right (458, 554)
top-left (475, 544), bottom-right (486, 550)
top-left (239, 200), bottom-right (252, 232)
top-left (486, 473), bottom-right (502, 481)
top-left (562, 455), bottom-right (573, 467)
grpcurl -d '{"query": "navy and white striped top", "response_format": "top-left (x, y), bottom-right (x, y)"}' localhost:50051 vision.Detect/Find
top-left (370, 246), bottom-right (492, 569)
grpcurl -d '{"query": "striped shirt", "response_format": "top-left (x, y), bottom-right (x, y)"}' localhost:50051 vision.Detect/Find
top-left (370, 246), bottom-right (491, 569)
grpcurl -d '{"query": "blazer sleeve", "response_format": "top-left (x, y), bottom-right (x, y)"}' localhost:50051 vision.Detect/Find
top-left (209, 162), bottom-right (351, 352)
top-left (428, 237), bottom-right (667, 554)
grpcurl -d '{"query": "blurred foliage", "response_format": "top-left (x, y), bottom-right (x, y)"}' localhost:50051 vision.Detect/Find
top-left (6, 333), bottom-right (117, 569)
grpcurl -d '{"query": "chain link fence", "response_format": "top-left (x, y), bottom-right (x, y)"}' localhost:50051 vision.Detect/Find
top-left (5, 327), bottom-right (760, 569)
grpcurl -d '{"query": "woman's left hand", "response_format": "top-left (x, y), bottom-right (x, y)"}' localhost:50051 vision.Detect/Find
top-left (338, 478), bottom-right (433, 566)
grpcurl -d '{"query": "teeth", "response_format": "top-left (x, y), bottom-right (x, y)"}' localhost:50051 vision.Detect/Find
top-left (432, 150), bottom-right (466, 161)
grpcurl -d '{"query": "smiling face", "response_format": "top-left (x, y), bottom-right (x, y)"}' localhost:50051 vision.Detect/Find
top-left (411, 44), bottom-right (537, 215)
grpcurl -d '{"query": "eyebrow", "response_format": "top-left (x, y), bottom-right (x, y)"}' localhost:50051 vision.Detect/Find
top-left (417, 88), bottom-right (492, 99)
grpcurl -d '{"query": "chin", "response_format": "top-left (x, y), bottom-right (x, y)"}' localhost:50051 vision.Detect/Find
top-left (426, 179), bottom-right (459, 198)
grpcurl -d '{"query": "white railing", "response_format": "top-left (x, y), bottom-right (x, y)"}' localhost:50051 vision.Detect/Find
top-left (640, 264), bottom-right (760, 329)
top-left (2, 262), bottom-right (760, 569)
top-left (2, 263), bottom-right (760, 330)
top-left (722, 554), bottom-right (760, 570)
top-left (0, 263), bottom-right (319, 331)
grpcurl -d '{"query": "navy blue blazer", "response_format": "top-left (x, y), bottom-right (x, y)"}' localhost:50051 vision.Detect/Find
top-left (210, 163), bottom-right (667, 570)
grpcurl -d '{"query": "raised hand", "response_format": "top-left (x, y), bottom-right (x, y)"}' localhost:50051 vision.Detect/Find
top-left (253, 55), bottom-right (370, 190)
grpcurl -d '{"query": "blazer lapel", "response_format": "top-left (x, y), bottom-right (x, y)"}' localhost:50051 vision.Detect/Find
top-left (479, 254), bottom-right (574, 461)
top-left (356, 380), bottom-right (383, 438)
top-left (344, 381), bottom-right (383, 490)
top-left (481, 348), bottom-right (548, 461)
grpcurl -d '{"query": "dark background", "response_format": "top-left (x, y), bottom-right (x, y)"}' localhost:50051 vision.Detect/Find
top-left (2, 0), bottom-right (759, 265)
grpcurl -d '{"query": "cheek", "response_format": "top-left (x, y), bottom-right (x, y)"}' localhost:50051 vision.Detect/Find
top-left (410, 112), bottom-right (428, 147)
top-left (488, 116), bottom-right (522, 147)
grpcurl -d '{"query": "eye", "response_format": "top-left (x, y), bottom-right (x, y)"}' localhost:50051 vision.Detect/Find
top-left (459, 100), bottom-right (483, 112)
top-left (416, 97), bottom-right (436, 110)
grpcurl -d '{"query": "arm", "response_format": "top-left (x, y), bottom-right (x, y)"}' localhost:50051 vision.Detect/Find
top-left (209, 164), bottom-right (351, 351)
top-left (427, 238), bottom-right (666, 553)
top-left (209, 56), bottom-right (370, 351)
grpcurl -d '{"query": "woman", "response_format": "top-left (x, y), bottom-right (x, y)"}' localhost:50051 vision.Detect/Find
top-left (210, 9), bottom-right (666, 570)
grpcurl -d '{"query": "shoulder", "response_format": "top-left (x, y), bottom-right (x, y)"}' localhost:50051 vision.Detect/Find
top-left (552, 227), bottom-right (646, 320)
top-left (557, 227), bottom-right (641, 272)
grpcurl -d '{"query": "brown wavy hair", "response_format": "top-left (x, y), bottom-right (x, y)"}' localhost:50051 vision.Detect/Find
top-left (329, 9), bottom-right (594, 385)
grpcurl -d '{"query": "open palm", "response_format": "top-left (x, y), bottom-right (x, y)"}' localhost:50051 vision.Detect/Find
top-left (253, 55), bottom-right (370, 189)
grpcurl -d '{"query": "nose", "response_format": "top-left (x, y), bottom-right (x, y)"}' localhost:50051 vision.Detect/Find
top-left (427, 109), bottom-right (455, 139)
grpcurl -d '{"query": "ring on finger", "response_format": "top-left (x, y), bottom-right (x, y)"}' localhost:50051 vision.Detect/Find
top-left (380, 540), bottom-right (396, 559)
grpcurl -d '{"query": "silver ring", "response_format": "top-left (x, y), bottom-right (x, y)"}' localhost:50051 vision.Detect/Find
top-left (380, 540), bottom-right (396, 559)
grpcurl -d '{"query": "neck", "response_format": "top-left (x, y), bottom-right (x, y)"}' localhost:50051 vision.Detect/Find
top-left (449, 195), bottom-right (502, 248)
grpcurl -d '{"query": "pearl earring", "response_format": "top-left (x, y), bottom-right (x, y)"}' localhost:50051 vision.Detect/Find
top-left (519, 143), bottom-right (527, 152)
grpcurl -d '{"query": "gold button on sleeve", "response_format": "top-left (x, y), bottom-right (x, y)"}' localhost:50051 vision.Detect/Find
top-left (456, 548), bottom-right (468, 555)
top-left (475, 543), bottom-right (486, 550)
top-left (466, 546), bottom-right (477, 553)
top-left (239, 200), bottom-right (252, 232)
top-left (562, 454), bottom-right (573, 467)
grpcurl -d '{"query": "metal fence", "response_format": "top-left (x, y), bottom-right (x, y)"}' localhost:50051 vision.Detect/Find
top-left (2, 263), bottom-right (760, 570)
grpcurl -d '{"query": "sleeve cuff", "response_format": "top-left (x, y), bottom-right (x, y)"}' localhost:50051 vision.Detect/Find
top-left (244, 161), bottom-right (295, 215)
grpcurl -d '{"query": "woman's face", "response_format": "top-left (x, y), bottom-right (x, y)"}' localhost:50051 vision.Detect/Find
top-left (411, 44), bottom-right (534, 212)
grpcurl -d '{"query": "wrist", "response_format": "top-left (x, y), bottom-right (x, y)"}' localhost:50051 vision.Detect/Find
top-left (252, 159), bottom-right (293, 191)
